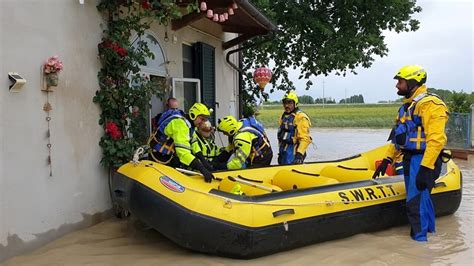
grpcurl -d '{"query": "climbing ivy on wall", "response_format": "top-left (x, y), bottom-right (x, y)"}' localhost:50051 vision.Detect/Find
top-left (94, 0), bottom-right (197, 168)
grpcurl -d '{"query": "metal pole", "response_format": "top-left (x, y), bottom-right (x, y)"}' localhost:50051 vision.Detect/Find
top-left (322, 79), bottom-right (325, 108)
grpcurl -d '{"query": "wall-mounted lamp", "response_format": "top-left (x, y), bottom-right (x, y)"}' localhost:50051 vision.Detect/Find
top-left (8, 72), bottom-right (26, 92)
top-left (79, 0), bottom-right (85, 4)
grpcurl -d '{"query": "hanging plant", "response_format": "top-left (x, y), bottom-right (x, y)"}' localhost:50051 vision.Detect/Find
top-left (94, 0), bottom-right (197, 168)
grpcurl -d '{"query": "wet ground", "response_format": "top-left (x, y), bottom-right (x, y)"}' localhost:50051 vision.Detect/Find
top-left (4, 128), bottom-right (473, 265)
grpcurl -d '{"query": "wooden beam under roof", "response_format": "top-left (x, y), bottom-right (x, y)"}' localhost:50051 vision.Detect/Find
top-left (221, 25), bottom-right (267, 34)
top-left (172, 12), bottom-right (205, 31)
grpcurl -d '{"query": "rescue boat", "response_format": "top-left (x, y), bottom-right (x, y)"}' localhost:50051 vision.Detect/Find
top-left (112, 144), bottom-right (462, 259)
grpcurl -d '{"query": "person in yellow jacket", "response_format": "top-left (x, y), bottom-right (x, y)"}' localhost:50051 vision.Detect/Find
top-left (213, 115), bottom-right (273, 170)
top-left (278, 91), bottom-right (312, 165)
top-left (373, 65), bottom-right (448, 242)
top-left (191, 120), bottom-right (222, 169)
top-left (148, 102), bottom-right (215, 182)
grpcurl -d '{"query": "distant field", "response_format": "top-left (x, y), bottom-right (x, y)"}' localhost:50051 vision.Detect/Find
top-left (256, 104), bottom-right (399, 128)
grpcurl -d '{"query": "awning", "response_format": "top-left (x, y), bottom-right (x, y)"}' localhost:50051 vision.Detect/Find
top-left (172, 0), bottom-right (277, 49)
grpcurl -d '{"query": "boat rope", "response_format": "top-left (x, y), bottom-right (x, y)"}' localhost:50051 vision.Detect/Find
top-left (139, 162), bottom-right (455, 207)
top-left (131, 146), bottom-right (146, 166)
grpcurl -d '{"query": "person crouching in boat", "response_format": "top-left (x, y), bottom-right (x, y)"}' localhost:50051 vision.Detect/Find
top-left (278, 90), bottom-right (312, 165)
top-left (191, 119), bottom-right (222, 170)
top-left (373, 65), bottom-right (448, 241)
top-left (212, 115), bottom-right (273, 170)
top-left (148, 102), bottom-right (215, 182)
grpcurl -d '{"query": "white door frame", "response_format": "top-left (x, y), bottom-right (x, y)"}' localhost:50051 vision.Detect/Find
top-left (171, 78), bottom-right (201, 103)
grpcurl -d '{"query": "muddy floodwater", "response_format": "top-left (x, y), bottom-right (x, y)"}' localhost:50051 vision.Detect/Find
top-left (4, 128), bottom-right (473, 265)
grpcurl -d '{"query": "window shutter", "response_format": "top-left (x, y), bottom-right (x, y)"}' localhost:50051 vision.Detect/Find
top-left (194, 42), bottom-right (216, 124)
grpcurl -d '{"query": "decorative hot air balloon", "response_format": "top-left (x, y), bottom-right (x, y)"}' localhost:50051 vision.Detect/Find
top-left (253, 67), bottom-right (272, 91)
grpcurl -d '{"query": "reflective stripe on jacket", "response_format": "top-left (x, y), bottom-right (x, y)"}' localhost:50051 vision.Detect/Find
top-left (191, 131), bottom-right (220, 161)
top-left (150, 109), bottom-right (195, 166)
top-left (227, 118), bottom-right (271, 170)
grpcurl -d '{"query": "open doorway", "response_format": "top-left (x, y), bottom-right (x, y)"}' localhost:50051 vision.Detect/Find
top-left (131, 31), bottom-right (169, 136)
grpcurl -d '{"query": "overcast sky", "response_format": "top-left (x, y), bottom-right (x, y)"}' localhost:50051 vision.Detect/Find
top-left (267, 0), bottom-right (473, 103)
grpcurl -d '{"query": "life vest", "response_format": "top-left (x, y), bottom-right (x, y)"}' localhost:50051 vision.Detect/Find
top-left (149, 109), bottom-right (193, 158)
top-left (277, 112), bottom-right (297, 144)
top-left (391, 93), bottom-right (438, 152)
top-left (238, 117), bottom-right (271, 162)
top-left (193, 131), bottom-right (220, 161)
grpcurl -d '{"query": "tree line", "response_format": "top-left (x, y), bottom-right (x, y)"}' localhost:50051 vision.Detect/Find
top-left (265, 94), bottom-right (364, 105)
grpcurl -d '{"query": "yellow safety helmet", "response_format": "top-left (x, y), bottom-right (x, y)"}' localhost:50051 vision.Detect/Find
top-left (188, 102), bottom-right (210, 121)
top-left (282, 90), bottom-right (299, 106)
top-left (393, 65), bottom-right (427, 84)
top-left (217, 115), bottom-right (242, 136)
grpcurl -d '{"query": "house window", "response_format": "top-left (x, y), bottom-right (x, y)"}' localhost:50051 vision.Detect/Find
top-left (172, 78), bottom-right (201, 112)
top-left (179, 42), bottom-right (216, 121)
top-left (174, 44), bottom-right (201, 112)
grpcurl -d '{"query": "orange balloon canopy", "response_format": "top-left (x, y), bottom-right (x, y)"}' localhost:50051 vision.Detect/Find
top-left (253, 67), bottom-right (272, 90)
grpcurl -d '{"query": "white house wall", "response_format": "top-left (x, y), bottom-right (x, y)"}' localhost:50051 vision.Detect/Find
top-left (0, 0), bottom-right (110, 261)
top-left (0, 0), bottom-right (239, 261)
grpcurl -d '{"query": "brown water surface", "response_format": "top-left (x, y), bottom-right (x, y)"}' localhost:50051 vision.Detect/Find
top-left (4, 129), bottom-right (473, 265)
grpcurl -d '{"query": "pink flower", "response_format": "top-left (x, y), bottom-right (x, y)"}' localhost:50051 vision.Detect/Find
top-left (43, 55), bottom-right (63, 74)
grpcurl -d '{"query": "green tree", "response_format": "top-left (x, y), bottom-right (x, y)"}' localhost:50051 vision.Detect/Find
top-left (448, 91), bottom-right (472, 113)
top-left (298, 95), bottom-right (315, 104)
top-left (243, 0), bottom-right (421, 96)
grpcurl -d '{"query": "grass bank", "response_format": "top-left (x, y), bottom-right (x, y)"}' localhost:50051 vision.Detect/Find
top-left (256, 104), bottom-right (399, 128)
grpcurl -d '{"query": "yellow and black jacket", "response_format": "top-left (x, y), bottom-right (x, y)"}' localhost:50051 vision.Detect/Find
top-left (191, 130), bottom-right (221, 162)
top-left (226, 117), bottom-right (273, 170)
top-left (148, 109), bottom-right (195, 166)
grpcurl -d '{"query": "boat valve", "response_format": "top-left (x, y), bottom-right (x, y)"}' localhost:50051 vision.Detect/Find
top-left (223, 199), bottom-right (232, 209)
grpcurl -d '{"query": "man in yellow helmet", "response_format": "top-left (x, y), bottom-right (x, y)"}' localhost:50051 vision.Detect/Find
top-left (278, 90), bottom-right (312, 165)
top-left (148, 102), bottom-right (215, 182)
top-left (213, 115), bottom-right (273, 170)
top-left (373, 65), bottom-right (448, 241)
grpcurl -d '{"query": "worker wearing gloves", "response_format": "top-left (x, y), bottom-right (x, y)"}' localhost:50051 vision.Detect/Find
top-left (278, 91), bottom-right (312, 165)
top-left (213, 115), bottom-right (273, 170)
top-left (373, 65), bottom-right (449, 241)
top-left (148, 102), bottom-right (215, 182)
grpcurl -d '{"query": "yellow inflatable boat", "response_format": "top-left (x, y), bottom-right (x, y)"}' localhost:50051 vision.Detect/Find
top-left (112, 145), bottom-right (462, 259)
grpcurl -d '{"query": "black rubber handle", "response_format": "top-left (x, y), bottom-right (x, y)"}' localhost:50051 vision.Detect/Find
top-left (273, 209), bottom-right (295, 218)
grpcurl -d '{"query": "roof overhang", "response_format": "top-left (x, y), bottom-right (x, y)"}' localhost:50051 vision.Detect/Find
top-left (172, 0), bottom-right (276, 50)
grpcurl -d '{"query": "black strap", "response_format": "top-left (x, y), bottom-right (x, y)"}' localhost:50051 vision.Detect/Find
top-left (291, 169), bottom-right (320, 177)
top-left (337, 165), bottom-right (368, 171)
